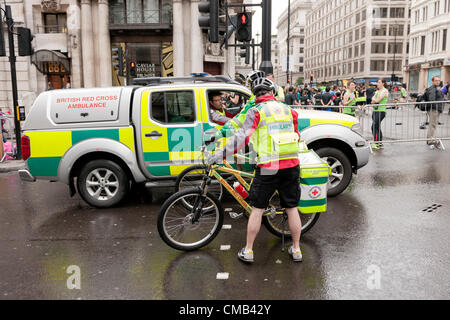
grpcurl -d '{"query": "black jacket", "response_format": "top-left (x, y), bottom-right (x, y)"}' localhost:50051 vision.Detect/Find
top-left (424, 85), bottom-right (445, 112)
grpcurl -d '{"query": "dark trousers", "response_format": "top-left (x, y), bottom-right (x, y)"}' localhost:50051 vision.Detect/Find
top-left (372, 111), bottom-right (386, 142)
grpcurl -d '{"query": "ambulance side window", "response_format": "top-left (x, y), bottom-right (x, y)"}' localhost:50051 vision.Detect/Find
top-left (150, 91), bottom-right (196, 124)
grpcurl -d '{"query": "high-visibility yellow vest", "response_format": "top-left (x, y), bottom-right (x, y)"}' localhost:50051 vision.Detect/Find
top-left (343, 91), bottom-right (357, 116)
top-left (250, 101), bottom-right (299, 166)
top-left (374, 88), bottom-right (388, 112)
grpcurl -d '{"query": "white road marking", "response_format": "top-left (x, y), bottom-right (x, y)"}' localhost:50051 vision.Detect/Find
top-left (216, 273), bottom-right (229, 280)
top-left (220, 245), bottom-right (231, 251)
top-left (222, 225), bottom-right (232, 230)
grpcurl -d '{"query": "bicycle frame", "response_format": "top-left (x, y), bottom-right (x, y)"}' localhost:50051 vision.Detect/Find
top-left (208, 159), bottom-right (255, 214)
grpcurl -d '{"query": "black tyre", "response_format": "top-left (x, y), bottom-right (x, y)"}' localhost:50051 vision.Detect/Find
top-left (77, 159), bottom-right (129, 208)
top-left (175, 165), bottom-right (223, 201)
top-left (315, 147), bottom-right (352, 197)
top-left (158, 188), bottom-right (224, 251)
top-left (263, 211), bottom-right (321, 239)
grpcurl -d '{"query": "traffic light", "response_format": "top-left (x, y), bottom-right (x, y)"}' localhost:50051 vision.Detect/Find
top-left (240, 45), bottom-right (250, 65)
top-left (17, 27), bottom-right (34, 56)
top-left (0, 11), bottom-right (6, 57)
top-left (129, 61), bottom-right (136, 77)
top-left (198, 0), bottom-right (219, 43)
top-left (236, 12), bottom-right (252, 42)
top-left (112, 47), bottom-right (124, 76)
top-left (310, 74), bottom-right (314, 83)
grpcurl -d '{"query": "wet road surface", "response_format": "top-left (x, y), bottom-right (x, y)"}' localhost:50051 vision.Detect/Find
top-left (0, 142), bottom-right (449, 299)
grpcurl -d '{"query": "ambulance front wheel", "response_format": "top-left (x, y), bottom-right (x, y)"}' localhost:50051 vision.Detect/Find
top-left (77, 160), bottom-right (129, 208)
top-left (315, 147), bottom-right (352, 197)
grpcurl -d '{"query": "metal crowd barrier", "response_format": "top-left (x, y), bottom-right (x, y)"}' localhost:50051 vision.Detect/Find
top-left (291, 101), bottom-right (450, 148)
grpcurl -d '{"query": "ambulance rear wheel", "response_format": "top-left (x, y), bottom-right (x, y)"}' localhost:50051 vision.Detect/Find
top-left (77, 160), bottom-right (129, 208)
top-left (263, 211), bottom-right (320, 239)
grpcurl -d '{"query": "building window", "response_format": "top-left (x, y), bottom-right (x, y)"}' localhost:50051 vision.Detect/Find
top-left (421, 35), bottom-right (426, 55)
top-left (389, 25), bottom-right (404, 37)
top-left (110, 0), bottom-right (172, 25)
top-left (443, 29), bottom-right (448, 51)
top-left (371, 43), bottom-right (386, 54)
top-left (387, 60), bottom-right (402, 72)
top-left (388, 43), bottom-right (403, 54)
top-left (372, 8), bottom-right (388, 18)
top-left (372, 25), bottom-right (387, 37)
top-left (390, 8), bottom-right (405, 18)
top-left (433, 1), bottom-right (440, 16)
top-left (370, 60), bottom-right (385, 72)
top-left (41, 13), bottom-right (67, 33)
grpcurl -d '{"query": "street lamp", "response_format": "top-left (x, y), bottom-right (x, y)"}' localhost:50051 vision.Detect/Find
top-left (391, 23), bottom-right (399, 84)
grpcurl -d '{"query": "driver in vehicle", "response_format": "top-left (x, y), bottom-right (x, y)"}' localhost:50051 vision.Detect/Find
top-left (209, 92), bottom-right (233, 125)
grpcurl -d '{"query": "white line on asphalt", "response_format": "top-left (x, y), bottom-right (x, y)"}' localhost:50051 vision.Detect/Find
top-left (220, 245), bottom-right (231, 251)
top-left (222, 225), bottom-right (232, 230)
top-left (225, 208), bottom-right (233, 212)
top-left (216, 273), bottom-right (229, 280)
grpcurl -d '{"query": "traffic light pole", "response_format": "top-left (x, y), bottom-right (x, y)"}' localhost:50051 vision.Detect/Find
top-left (260, 0), bottom-right (273, 74)
top-left (5, 6), bottom-right (22, 159)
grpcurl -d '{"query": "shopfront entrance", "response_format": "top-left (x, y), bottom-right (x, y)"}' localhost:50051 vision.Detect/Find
top-left (31, 50), bottom-right (71, 89)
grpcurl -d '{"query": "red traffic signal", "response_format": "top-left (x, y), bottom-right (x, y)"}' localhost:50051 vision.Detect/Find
top-left (130, 61), bottom-right (137, 77)
top-left (236, 12), bottom-right (252, 42)
top-left (241, 14), bottom-right (247, 24)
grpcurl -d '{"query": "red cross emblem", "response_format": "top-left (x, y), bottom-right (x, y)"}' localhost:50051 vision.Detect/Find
top-left (309, 187), bottom-right (321, 199)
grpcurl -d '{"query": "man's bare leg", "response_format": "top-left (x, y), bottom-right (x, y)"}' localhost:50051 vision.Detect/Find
top-left (245, 208), bottom-right (265, 251)
top-left (286, 207), bottom-right (302, 250)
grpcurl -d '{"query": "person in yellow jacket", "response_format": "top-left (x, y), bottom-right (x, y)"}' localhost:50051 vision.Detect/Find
top-left (209, 78), bottom-right (303, 264)
top-left (371, 78), bottom-right (389, 149)
top-left (342, 81), bottom-right (357, 116)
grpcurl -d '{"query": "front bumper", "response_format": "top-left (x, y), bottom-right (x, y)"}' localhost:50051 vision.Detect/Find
top-left (18, 169), bottom-right (36, 182)
top-left (353, 143), bottom-right (370, 169)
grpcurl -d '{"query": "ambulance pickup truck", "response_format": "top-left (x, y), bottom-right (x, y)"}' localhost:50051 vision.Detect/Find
top-left (19, 76), bottom-right (370, 208)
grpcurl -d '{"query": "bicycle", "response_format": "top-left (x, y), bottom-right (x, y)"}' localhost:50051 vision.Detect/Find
top-left (157, 140), bottom-right (322, 252)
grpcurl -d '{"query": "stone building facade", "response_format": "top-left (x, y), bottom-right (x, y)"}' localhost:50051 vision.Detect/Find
top-left (0, 0), bottom-right (242, 114)
top-left (405, 0), bottom-right (450, 93)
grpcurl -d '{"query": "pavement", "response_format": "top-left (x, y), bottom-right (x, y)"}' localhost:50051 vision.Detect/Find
top-left (0, 160), bottom-right (25, 173)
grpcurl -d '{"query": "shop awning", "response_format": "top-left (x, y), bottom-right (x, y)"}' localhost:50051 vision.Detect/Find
top-left (31, 50), bottom-right (70, 74)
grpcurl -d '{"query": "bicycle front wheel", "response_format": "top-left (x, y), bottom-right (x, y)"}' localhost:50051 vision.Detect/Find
top-left (175, 165), bottom-right (224, 202)
top-left (158, 188), bottom-right (224, 251)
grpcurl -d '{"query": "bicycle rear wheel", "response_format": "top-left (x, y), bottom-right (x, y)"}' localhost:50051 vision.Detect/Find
top-left (262, 211), bottom-right (320, 239)
top-left (158, 188), bottom-right (224, 251)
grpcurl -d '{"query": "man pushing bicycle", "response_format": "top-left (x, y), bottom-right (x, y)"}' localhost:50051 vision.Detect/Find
top-left (209, 78), bottom-right (303, 264)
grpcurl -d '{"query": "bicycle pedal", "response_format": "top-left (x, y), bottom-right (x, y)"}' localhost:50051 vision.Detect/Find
top-left (229, 212), bottom-right (244, 220)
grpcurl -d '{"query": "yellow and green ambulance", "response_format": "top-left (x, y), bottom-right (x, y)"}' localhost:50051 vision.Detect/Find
top-left (19, 76), bottom-right (369, 208)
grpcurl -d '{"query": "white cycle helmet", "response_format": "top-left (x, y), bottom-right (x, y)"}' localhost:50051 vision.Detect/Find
top-left (251, 77), bottom-right (275, 95)
top-left (246, 70), bottom-right (266, 87)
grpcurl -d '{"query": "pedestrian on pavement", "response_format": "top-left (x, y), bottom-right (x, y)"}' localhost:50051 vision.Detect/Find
top-left (370, 78), bottom-right (389, 149)
top-left (423, 76), bottom-right (446, 149)
top-left (321, 87), bottom-right (334, 111)
top-left (209, 78), bottom-right (303, 264)
top-left (365, 83), bottom-right (376, 105)
top-left (285, 87), bottom-right (299, 106)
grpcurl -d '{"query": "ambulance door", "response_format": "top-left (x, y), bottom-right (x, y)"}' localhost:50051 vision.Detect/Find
top-left (140, 88), bottom-right (203, 177)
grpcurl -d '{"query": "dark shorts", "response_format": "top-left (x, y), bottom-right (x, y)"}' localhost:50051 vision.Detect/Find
top-left (249, 166), bottom-right (300, 209)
